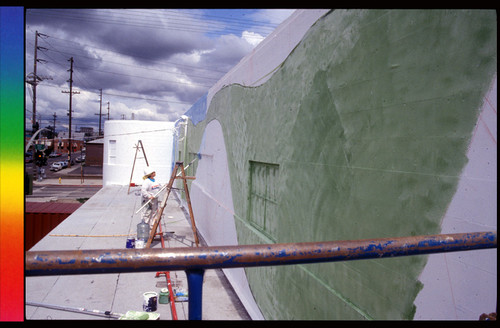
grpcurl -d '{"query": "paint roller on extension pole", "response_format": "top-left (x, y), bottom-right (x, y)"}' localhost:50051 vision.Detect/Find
top-left (26, 301), bottom-right (160, 320)
top-left (135, 154), bottom-right (200, 214)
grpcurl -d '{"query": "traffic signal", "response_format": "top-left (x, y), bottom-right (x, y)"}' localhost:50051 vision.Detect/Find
top-left (35, 151), bottom-right (43, 167)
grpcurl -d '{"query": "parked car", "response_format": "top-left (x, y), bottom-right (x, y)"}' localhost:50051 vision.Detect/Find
top-left (49, 152), bottom-right (62, 158)
top-left (50, 162), bottom-right (63, 171)
top-left (75, 155), bottom-right (86, 163)
top-left (25, 155), bottom-right (33, 163)
top-left (61, 160), bottom-right (75, 168)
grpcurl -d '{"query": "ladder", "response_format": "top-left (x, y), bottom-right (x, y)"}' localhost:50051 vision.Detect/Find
top-left (154, 222), bottom-right (178, 320)
top-left (145, 161), bottom-right (199, 248)
top-left (127, 140), bottom-right (149, 194)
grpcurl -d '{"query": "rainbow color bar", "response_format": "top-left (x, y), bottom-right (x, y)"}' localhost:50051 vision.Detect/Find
top-left (0, 6), bottom-right (24, 321)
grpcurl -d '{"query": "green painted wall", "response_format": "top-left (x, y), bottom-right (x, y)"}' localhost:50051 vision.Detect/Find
top-left (182, 10), bottom-right (497, 319)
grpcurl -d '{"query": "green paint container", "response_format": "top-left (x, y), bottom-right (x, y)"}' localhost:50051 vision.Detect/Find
top-left (159, 288), bottom-right (170, 304)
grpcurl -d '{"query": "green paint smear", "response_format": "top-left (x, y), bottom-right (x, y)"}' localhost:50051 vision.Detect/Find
top-left (183, 10), bottom-right (497, 319)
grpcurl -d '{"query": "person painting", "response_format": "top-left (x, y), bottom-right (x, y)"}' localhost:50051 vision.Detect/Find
top-left (141, 167), bottom-right (161, 226)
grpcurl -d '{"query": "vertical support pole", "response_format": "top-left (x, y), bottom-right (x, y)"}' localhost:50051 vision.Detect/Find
top-left (67, 57), bottom-right (73, 168)
top-left (186, 269), bottom-right (205, 320)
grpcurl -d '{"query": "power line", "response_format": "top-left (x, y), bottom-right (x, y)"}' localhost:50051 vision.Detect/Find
top-left (41, 45), bottom-right (220, 82)
top-left (24, 9), bottom-right (288, 129)
top-left (29, 81), bottom-right (193, 105)
top-left (72, 63), bottom-right (213, 88)
top-left (28, 29), bottom-right (230, 75)
top-left (101, 91), bottom-right (191, 105)
top-left (27, 9), bottom-right (277, 38)
top-left (26, 34), bottom-right (217, 94)
top-left (124, 9), bottom-right (280, 29)
top-left (25, 9), bottom-right (285, 84)
top-left (26, 30), bottom-right (226, 91)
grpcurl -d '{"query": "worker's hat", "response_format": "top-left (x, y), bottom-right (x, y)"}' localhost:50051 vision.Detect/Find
top-left (143, 167), bottom-right (156, 179)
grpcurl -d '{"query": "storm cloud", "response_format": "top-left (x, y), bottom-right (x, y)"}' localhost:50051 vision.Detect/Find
top-left (25, 9), bottom-right (295, 131)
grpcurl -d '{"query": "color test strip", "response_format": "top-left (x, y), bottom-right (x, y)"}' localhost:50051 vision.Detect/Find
top-left (0, 6), bottom-right (24, 321)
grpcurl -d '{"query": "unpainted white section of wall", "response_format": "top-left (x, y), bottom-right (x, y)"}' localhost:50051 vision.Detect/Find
top-left (190, 119), bottom-right (265, 319)
top-left (103, 120), bottom-right (175, 186)
top-left (414, 76), bottom-right (497, 319)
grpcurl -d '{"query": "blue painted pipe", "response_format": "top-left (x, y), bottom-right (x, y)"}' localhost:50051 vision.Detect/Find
top-left (25, 231), bottom-right (496, 277)
top-left (186, 269), bottom-right (205, 320)
top-left (25, 231), bottom-right (497, 320)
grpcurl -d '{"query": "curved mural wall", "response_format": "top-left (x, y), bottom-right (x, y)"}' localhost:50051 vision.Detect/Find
top-left (178, 10), bottom-right (497, 320)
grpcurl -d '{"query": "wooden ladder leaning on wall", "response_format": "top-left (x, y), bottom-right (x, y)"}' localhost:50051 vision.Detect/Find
top-left (127, 140), bottom-right (149, 195)
top-left (145, 161), bottom-right (199, 248)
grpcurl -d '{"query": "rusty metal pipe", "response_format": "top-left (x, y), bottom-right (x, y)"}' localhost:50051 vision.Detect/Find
top-left (25, 231), bottom-right (496, 277)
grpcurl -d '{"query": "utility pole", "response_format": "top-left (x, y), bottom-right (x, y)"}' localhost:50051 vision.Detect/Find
top-left (95, 89), bottom-right (105, 136)
top-left (26, 31), bottom-right (52, 132)
top-left (27, 32), bottom-right (41, 131)
top-left (26, 31), bottom-right (50, 181)
top-left (107, 101), bottom-right (110, 120)
top-left (52, 112), bottom-right (57, 152)
top-left (62, 57), bottom-right (79, 168)
top-left (30, 31), bottom-right (39, 131)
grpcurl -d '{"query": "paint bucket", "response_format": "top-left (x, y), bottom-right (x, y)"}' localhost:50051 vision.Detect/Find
top-left (135, 239), bottom-right (145, 249)
top-left (143, 292), bottom-right (158, 312)
top-left (126, 237), bottom-right (135, 249)
top-left (174, 288), bottom-right (189, 302)
top-left (159, 288), bottom-right (170, 304)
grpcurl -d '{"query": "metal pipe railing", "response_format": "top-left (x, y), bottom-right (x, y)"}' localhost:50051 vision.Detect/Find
top-left (26, 231), bottom-right (497, 319)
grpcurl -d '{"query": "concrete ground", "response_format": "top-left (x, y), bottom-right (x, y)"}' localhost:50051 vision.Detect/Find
top-left (25, 172), bottom-right (251, 320)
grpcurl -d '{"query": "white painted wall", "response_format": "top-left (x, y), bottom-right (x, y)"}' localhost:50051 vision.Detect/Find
top-left (103, 120), bottom-right (175, 186)
top-left (414, 76), bottom-right (497, 320)
top-left (191, 120), bottom-right (264, 319)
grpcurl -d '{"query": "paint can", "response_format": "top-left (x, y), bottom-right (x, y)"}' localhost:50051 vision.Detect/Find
top-left (126, 237), bottom-right (135, 249)
top-left (159, 288), bottom-right (170, 304)
top-left (135, 239), bottom-right (145, 249)
top-left (143, 292), bottom-right (158, 312)
top-left (174, 288), bottom-right (189, 302)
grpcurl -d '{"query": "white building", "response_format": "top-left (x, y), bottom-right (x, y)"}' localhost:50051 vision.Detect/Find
top-left (103, 120), bottom-right (176, 186)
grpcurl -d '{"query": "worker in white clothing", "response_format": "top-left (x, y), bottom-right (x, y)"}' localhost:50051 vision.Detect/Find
top-left (141, 167), bottom-right (161, 226)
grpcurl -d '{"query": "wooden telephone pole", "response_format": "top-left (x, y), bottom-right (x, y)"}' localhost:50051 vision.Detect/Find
top-left (52, 112), bottom-right (57, 151)
top-left (26, 31), bottom-right (51, 180)
top-left (95, 89), bottom-right (105, 136)
top-left (62, 57), bottom-right (79, 168)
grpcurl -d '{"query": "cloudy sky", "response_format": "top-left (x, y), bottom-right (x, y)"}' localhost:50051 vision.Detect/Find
top-left (25, 8), bottom-right (295, 134)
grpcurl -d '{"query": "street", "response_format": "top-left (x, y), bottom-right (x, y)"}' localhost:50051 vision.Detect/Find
top-left (26, 184), bottom-right (102, 201)
top-left (25, 150), bottom-right (85, 180)
top-left (25, 150), bottom-right (102, 202)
